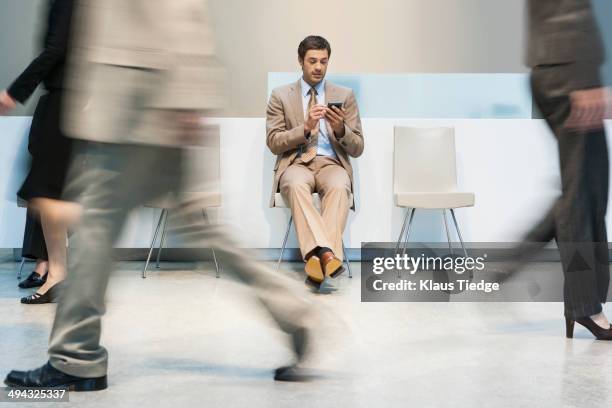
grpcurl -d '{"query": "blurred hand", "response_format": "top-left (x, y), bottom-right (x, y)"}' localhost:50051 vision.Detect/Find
top-left (178, 110), bottom-right (203, 131)
top-left (304, 104), bottom-right (326, 134)
top-left (324, 106), bottom-right (346, 137)
top-left (177, 110), bottom-right (204, 145)
top-left (0, 90), bottom-right (17, 115)
top-left (565, 87), bottom-right (609, 131)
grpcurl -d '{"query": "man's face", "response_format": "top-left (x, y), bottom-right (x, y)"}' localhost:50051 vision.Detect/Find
top-left (300, 49), bottom-right (329, 86)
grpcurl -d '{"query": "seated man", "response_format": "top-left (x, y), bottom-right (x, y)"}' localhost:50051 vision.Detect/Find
top-left (266, 35), bottom-right (364, 288)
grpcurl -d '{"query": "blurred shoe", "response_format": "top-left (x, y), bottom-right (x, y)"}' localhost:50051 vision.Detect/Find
top-left (274, 365), bottom-right (313, 382)
top-left (21, 281), bottom-right (65, 305)
top-left (18, 271), bottom-right (47, 289)
top-left (274, 327), bottom-right (313, 382)
top-left (5, 361), bottom-right (107, 391)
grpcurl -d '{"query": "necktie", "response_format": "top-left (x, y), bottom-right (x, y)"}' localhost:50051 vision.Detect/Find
top-left (300, 87), bottom-right (319, 163)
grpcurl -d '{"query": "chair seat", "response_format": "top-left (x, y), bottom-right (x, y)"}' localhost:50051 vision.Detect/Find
top-left (274, 192), bottom-right (354, 209)
top-left (145, 192), bottom-right (221, 209)
top-left (395, 192), bottom-right (474, 209)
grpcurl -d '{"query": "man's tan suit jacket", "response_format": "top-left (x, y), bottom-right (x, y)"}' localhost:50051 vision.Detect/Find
top-left (266, 80), bottom-right (364, 208)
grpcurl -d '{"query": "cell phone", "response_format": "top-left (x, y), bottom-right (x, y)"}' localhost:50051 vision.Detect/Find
top-left (327, 102), bottom-right (343, 110)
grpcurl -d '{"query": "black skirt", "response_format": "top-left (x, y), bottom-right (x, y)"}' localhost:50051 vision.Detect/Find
top-left (17, 90), bottom-right (73, 201)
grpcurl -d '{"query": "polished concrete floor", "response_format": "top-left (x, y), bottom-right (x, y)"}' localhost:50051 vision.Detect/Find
top-left (1, 253), bottom-right (612, 408)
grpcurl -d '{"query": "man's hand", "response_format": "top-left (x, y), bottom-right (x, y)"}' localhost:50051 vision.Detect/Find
top-left (565, 87), bottom-right (609, 131)
top-left (0, 90), bottom-right (17, 115)
top-left (304, 104), bottom-right (327, 135)
top-left (325, 105), bottom-right (346, 138)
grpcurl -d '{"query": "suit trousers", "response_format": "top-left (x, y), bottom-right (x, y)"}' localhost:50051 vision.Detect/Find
top-left (48, 142), bottom-right (312, 378)
top-left (279, 155), bottom-right (351, 261)
top-left (526, 64), bottom-right (610, 318)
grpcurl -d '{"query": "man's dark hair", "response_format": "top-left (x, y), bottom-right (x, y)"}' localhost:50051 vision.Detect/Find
top-left (298, 36), bottom-right (331, 60)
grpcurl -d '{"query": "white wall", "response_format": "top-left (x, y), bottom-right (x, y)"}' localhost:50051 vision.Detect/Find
top-left (1, 0), bottom-right (528, 118)
top-left (2, 118), bottom-right (611, 250)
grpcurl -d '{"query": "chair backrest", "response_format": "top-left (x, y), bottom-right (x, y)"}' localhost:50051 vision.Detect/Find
top-left (394, 126), bottom-right (458, 194)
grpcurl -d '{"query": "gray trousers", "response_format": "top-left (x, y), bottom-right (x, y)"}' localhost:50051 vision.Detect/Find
top-left (48, 142), bottom-right (311, 378)
top-left (526, 64), bottom-right (610, 318)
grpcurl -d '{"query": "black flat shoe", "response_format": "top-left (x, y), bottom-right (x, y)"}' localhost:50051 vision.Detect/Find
top-left (21, 281), bottom-right (66, 305)
top-left (566, 316), bottom-right (612, 340)
top-left (5, 361), bottom-right (107, 391)
top-left (18, 271), bottom-right (47, 289)
top-left (274, 365), bottom-right (316, 382)
top-left (275, 327), bottom-right (312, 382)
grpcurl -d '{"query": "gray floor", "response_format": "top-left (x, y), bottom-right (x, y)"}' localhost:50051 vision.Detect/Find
top-left (1, 253), bottom-right (611, 408)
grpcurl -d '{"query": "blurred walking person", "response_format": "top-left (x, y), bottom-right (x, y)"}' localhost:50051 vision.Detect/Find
top-left (519, 0), bottom-right (612, 339)
top-left (5, 0), bottom-right (316, 391)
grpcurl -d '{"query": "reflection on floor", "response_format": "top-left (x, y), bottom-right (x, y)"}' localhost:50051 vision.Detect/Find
top-left (1, 254), bottom-right (611, 407)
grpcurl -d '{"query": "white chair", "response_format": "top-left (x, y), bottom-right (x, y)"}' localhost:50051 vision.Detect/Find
top-left (393, 126), bottom-right (475, 256)
top-left (275, 192), bottom-right (353, 278)
top-left (142, 125), bottom-right (222, 279)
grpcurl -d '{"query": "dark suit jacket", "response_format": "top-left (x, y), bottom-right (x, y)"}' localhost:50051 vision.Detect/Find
top-left (7, 0), bottom-right (74, 104)
top-left (527, 0), bottom-right (604, 67)
top-left (527, 0), bottom-right (604, 90)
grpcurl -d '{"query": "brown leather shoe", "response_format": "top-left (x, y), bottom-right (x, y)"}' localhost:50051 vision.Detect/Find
top-left (320, 251), bottom-right (344, 278)
top-left (304, 256), bottom-right (324, 288)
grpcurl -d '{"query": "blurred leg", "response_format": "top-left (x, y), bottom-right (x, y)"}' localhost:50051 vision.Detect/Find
top-left (531, 67), bottom-right (609, 320)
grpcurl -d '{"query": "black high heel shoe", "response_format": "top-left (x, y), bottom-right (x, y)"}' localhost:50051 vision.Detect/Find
top-left (21, 281), bottom-right (66, 305)
top-left (18, 271), bottom-right (47, 289)
top-left (565, 316), bottom-right (612, 340)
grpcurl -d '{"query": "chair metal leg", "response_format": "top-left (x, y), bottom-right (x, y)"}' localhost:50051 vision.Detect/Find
top-left (277, 216), bottom-right (293, 271)
top-left (143, 210), bottom-right (165, 279)
top-left (395, 208), bottom-right (412, 253)
top-left (400, 209), bottom-right (417, 277)
top-left (342, 240), bottom-right (352, 278)
top-left (442, 209), bottom-right (454, 256)
top-left (155, 209), bottom-right (169, 269)
top-left (17, 258), bottom-right (25, 280)
top-left (210, 247), bottom-right (220, 278)
top-left (202, 209), bottom-right (220, 278)
top-left (450, 209), bottom-right (469, 259)
top-left (401, 209), bottom-right (417, 256)
top-left (450, 209), bottom-right (472, 278)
